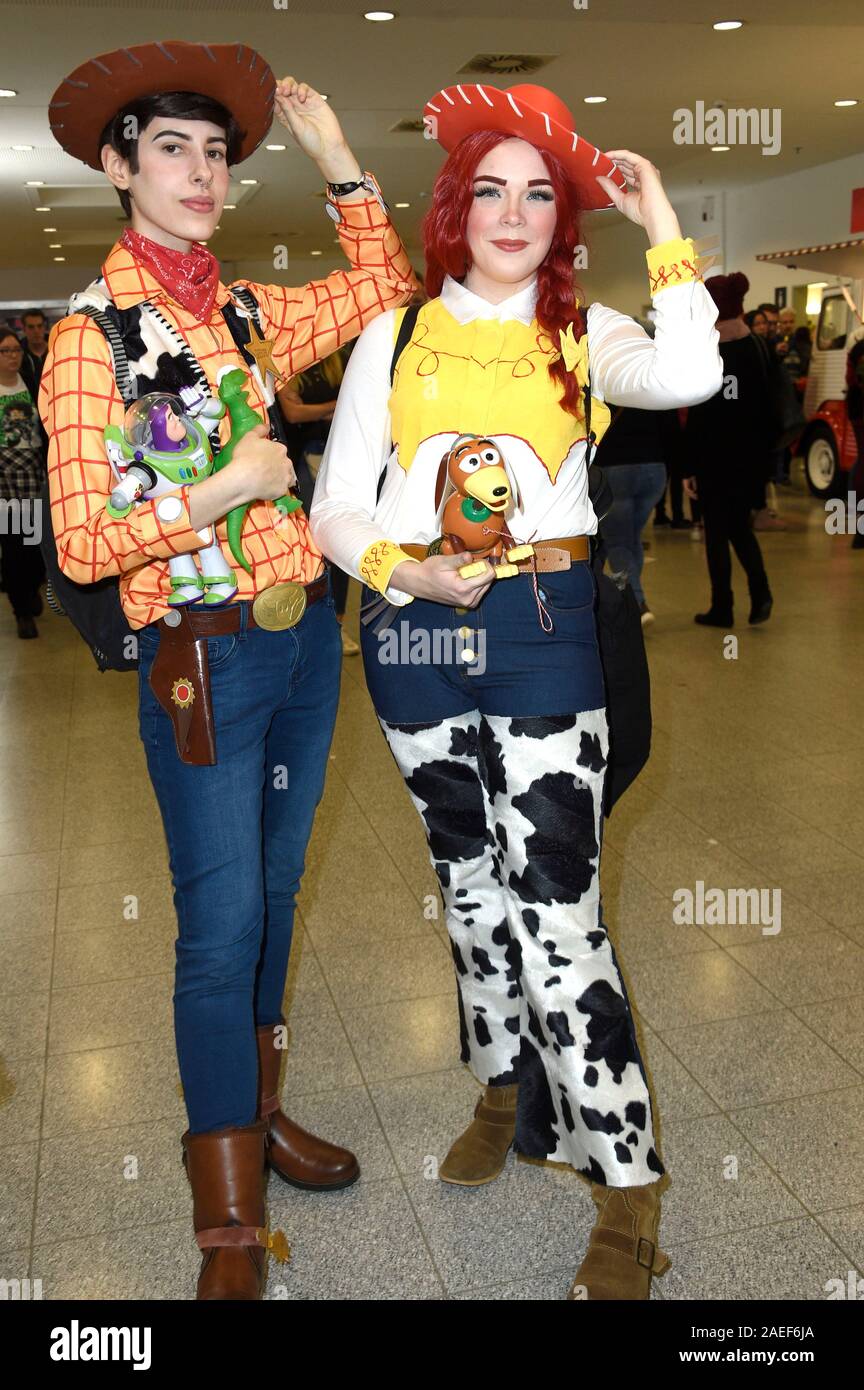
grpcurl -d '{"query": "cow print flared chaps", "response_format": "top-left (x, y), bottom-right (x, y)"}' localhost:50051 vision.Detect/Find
top-left (380, 708), bottom-right (664, 1188)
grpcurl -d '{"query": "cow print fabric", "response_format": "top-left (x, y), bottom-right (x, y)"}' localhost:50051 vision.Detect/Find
top-left (380, 707), bottom-right (664, 1187)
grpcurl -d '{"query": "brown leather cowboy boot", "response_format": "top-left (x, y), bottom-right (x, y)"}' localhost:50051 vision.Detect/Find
top-left (256, 1017), bottom-right (360, 1190)
top-left (438, 1082), bottom-right (518, 1185)
top-left (181, 1118), bottom-right (288, 1301)
top-left (568, 1175), bottom-right (671, 1300)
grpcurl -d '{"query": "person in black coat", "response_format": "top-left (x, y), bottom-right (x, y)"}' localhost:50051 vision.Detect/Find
top-left (684, 273), bottom-right (773, 626)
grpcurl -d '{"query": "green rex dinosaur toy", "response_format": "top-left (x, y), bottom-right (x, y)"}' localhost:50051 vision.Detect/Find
top-left (213, 366), bottom-right (302, 574)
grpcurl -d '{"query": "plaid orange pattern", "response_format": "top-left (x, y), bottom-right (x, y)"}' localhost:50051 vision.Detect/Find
top-left (39, 178), bottom-right (417, 628)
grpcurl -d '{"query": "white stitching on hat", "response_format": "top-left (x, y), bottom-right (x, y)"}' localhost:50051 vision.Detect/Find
top-left (201, 45), bottom-right (217, 63)
top-left (427, 102), bottom-right (440, 113)
top-left (506, 94), bottom-right (523, 117)
top-left (571, 132), bottom-right (578, 150)
top-left (440, 90), bottom-right (455, 106)
top-left (456, 85), bottom-right (471, 103)
top-left (155, 43), bottom-right (178, 64)
top-left (541, 112), bottom-right (552, 136)
top-left (592, 148), bottom-right (600, 165)
top-left (477, 85), bottom-right (493, 107)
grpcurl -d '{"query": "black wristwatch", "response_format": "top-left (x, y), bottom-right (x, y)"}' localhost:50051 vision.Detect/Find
top-left (325, 172), bottom-right (388, 219)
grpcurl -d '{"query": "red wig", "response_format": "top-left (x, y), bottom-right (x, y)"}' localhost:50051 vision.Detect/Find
top-left (421, 129), bottom-right (588, 419)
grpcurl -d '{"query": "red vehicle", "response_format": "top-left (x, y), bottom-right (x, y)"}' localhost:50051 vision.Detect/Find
top-left (756, 238), bottom-right (864, 497)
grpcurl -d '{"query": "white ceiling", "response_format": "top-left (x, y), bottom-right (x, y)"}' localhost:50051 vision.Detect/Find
top-left (1, 0), bottom-right (863, 276)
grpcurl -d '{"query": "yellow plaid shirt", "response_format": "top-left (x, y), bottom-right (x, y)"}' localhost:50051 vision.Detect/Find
top-left (39, 176), bottom-right (416, 628)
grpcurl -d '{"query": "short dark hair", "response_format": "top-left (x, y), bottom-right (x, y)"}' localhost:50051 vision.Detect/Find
top-left (21, 309), bottom-right (46, 325)
top-left (757, 302), bottom-right (779, 315)
top-left (98, 90), bottom-right (244, 219)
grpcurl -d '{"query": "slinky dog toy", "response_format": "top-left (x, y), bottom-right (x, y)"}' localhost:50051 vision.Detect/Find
top-left (432, 435), bottom-right (534, 578)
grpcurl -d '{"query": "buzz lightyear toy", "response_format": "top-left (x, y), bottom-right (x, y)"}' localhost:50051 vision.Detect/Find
top-left (104, 382), bottom-right (238, 606)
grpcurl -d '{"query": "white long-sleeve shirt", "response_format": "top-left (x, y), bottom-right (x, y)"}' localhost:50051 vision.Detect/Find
top-left (310, 266), bottom-right (722, 605)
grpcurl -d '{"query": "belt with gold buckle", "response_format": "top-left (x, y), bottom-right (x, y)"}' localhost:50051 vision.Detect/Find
top-left (251, 573), bottom-right (329, 631)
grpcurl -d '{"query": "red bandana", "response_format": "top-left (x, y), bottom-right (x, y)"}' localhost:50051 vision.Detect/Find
top-left (121, 228), bottom-right (221, 322)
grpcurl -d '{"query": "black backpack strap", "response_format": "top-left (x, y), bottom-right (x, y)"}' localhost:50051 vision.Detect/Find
top-left (578, 318), bottom-right (613, 530)
top-left (81, 306), bottom-right (136, 405)
top-left (390, 302), bottom-right (420, 386)
top-left (377, 302), bottom-right (421, 503)
top-left (228, 284), bottom-right (262, 325)
top-left (221, 286), bottom-right (285, 440)
top-left (221, 285), bottom-right (316, 509)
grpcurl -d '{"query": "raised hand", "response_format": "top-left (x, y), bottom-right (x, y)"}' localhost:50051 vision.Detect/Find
top-left (596, 149), bottom-right (682, 247)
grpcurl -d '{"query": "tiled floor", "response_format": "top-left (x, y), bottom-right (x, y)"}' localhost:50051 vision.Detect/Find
top-left (1, 474), bottom-right (862, 1300)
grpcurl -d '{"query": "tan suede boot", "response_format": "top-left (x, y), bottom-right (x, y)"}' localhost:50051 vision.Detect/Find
top-left (438, 1083), bottom-right (518, 1186)
top-left (568, 1176), bottom-right (671, 1300)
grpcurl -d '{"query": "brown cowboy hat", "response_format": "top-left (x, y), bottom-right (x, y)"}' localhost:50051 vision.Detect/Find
top-left (422, 82), bottom-right (626, 211)
top-left (49, 40), bottom-right (276, 170)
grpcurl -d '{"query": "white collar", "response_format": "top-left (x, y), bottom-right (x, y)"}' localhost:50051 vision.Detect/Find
top-left (440, 272), bottom-right (538, 326)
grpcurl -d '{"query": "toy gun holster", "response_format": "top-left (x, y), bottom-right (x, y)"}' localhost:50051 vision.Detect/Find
top-left (148, 610), bottom-right (217, 766)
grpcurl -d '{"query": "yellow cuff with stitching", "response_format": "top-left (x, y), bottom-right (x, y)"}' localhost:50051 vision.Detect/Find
top-left (359, 538), bottom-right (420, 596)
top-left (646, 237), bottom-right (702, 296)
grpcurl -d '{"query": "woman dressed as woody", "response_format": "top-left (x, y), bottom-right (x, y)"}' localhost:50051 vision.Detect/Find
top-left (311, 83), bottom-right (722, 1300)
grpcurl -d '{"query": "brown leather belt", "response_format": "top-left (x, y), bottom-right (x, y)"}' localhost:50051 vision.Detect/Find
top-left (147, 571), bottom-right (329, 767)
top-left (399, 536), bottom-right (590, 572)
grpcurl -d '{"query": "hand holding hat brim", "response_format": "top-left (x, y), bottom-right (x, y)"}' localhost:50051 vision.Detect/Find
top-left (273, 77), bottom-right (347, 162)
top-left (597, 149), bottom-right (682, 243)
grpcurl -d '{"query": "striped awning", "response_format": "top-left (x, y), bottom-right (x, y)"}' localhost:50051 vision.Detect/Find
top-left (756, 239), bottom-right (864, 277)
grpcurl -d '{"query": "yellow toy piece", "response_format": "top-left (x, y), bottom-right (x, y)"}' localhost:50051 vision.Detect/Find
top-left (458, 560), bottom-right (489, 579)
top-left (495, 563), bottom-right (519, 578)
top-left (506, 544), bottom-right (534, 562)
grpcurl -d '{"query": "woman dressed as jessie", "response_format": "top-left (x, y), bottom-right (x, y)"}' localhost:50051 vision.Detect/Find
top-left (310, 83), bottom-right (723, 1300)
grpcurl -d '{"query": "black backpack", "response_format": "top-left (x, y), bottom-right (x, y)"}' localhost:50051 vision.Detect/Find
top-left (39, 287), bottom-right (292, 671)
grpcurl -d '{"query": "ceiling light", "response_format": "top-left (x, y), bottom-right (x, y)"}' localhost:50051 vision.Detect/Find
top-left (12, 144), bottom-right (33, 151)
top-left (53, 256), bottom-right (65, 262)
top-left (25, 180), bottom-right (43, 186)
top-left (713, 20), bottom-right (743, 30)
top-left (35, 206), bottom-right (50, 212)
top-left (240, 179), bottom-right (258, 185)
top-left (43, 226), bottom-right (56, 231)
top-left (834, 99), bottom-right (858, 107)
top-left (49, 243), bottom-right (61, 249)
top-left (310, 250), bottom-right (323, 256)
top-left (364, 10), bottom-right (396, 20)
top-left (584, 96), bottom-right (607, 104)
top-left (710, 145), bottom-right (731, 152)
top-left (223, 204), bottom-right (237, 210)
top-left (394, 201), bottom-right (410, 208)
top-left (266, 144), bottom-right (286, 152)
top-left (0, 89), bottom-right (17, 98)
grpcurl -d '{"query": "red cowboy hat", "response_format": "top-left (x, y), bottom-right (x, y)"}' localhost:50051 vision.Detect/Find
top-left (423, 83), bottom-right (625, 211)
top-left (49, 40), bottom-right (276, 170)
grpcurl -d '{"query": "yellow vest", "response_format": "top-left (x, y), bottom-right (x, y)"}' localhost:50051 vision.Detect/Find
top-left (388, 295), bottom-right (611, 485)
